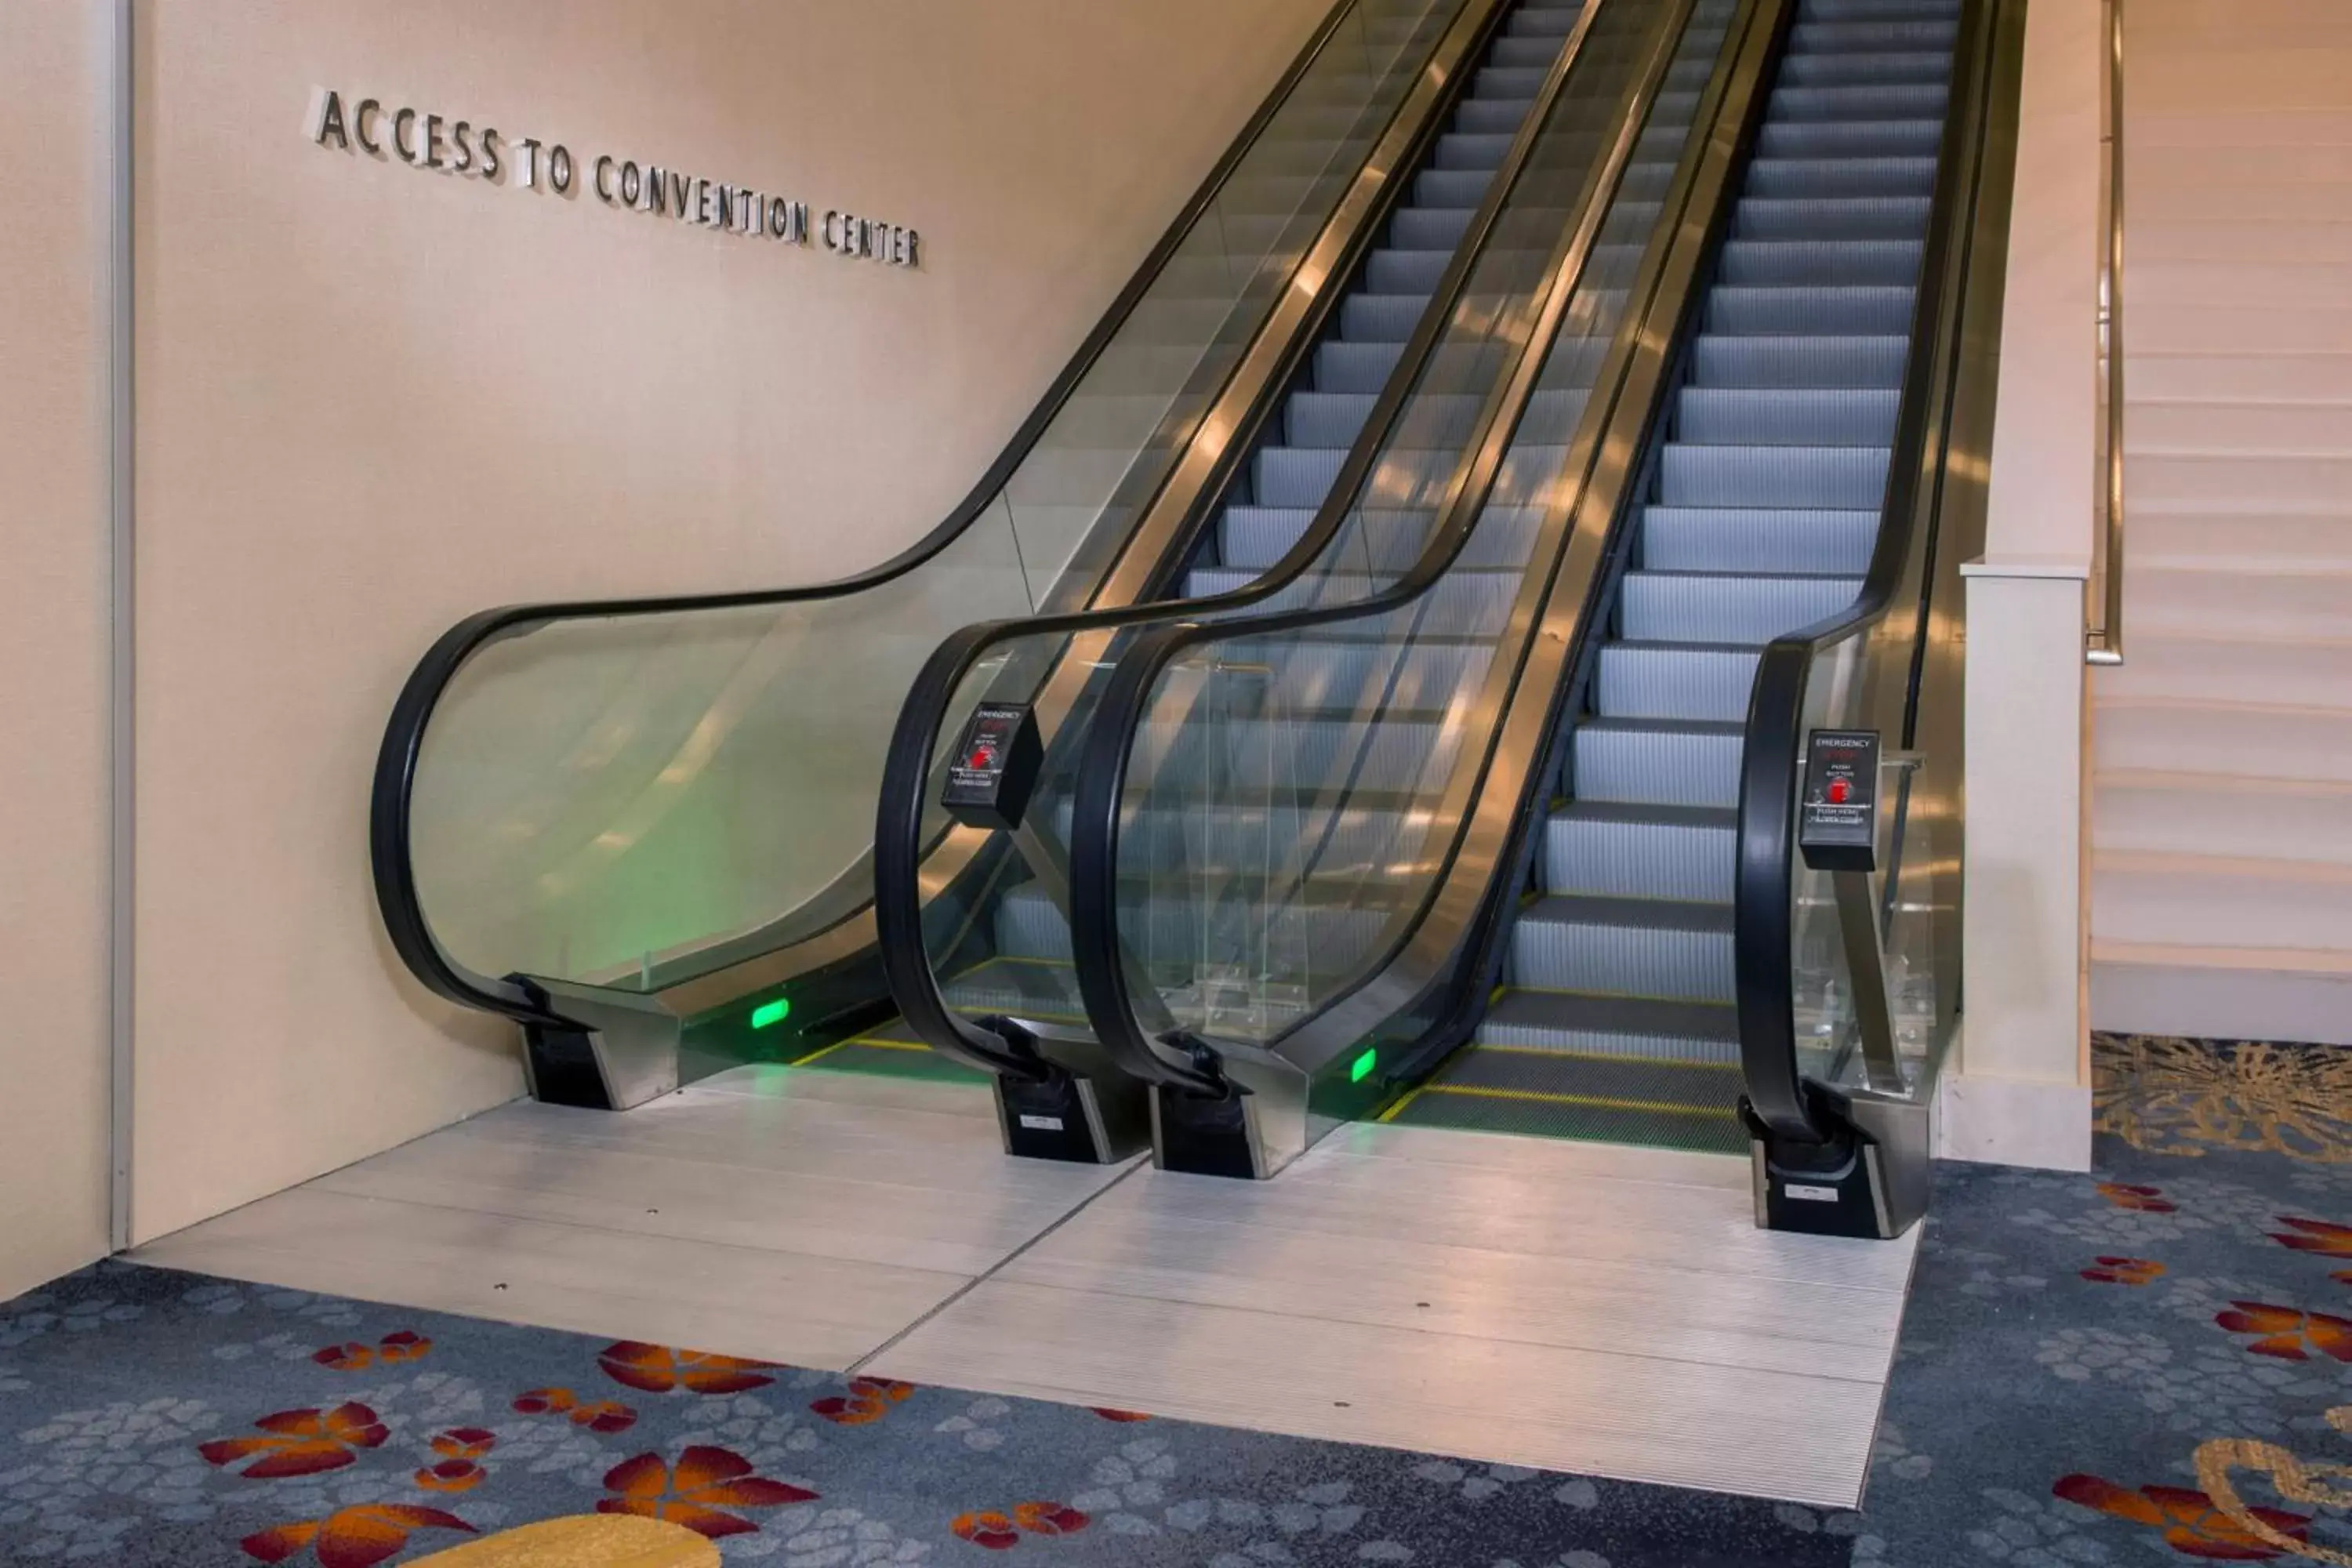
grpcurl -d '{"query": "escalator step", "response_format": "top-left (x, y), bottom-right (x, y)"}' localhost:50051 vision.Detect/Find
top-left (1657, 441), bottom-right (1890, 507)
top-left (1619, 566), bottom-right (1864, 642)
top-left (1594, 641), bottom-right (1762, 722)
top-left (1510, 895), bottom-right (1734, 1003)
top-left (1689, 332), bottom-right (1908, 387)
top-left (1544, 801), bottom-right (1737, 902)
top-left (1479, 989), bottom-right (1740, 1062)
top-left (1676, 386), bottom-right (1903, 445)
top-left (1573, 719), bottom-right (1745, 810)
top-left (1639, 505), bottom-right (1880, 573)
top-left (1717, 238), bottom-right (1922, 286)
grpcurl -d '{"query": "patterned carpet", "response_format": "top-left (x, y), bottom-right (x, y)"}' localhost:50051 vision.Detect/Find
top-left (5, 1033), bottom-right (2351, 1566)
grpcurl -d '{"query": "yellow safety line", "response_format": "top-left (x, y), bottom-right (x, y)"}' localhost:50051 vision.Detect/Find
top-left (1417, 1083), bottom-right (1731, 1118)
top-left (790, 1039), bottom-right (853, 1069)
top-left (1469, 1044), bottom-right (1738, 1071)
top-left (1375, 1085), bottom-right (1431, 1123)
top-left (846, 1038), bottom-right (934, 1054)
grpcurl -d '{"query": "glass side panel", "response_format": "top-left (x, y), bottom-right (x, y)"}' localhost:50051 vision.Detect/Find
top-left (402, 0), bottom-right (1466, 1001)
top-left (1105, 0), bottom-right (1737, 1047)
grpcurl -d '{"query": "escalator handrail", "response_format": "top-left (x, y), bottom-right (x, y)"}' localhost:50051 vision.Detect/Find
top-left (1062, 0), bottom-right (1701, 1092)
top-left (877, 0), bottom-right (1610, 1087)
top-left (1732, 0), bottom-right (2002, 1144)
top-left (369, 0), bottom-right (1453, 1033)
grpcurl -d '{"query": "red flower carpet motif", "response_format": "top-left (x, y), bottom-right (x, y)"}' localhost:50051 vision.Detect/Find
top-left (2082, 1256), bottom-right (2167, 1286)
top-left (513, 1386), bottom-right (638, 1432)
top-left (811, 1377), bottom-right (916, 1425)
top-left (952, 1501), bottom-right (1091, 1550)
top-left (2055, 1475), bottom-right (2311, 1560)
top-left (2269, 1216), bottom-right (2352, 1283)
top-left (2214, 1301), bottom-right (2352, 1362)
top-left (597, 1445), bottom-right (816, 1538)
top-left (311, 1330), bottom-right (430, 1371)
top-left (413, 1428), bottom-right (496, 1494)
top-left (239, 1504), bottom-right (473, 1568)
top-left (2098, 1182), bottom-right (2179, 1214)
top-left (199, 1403), bottom-right (390, 1479)
top-left (597, 1341), bottom-right (778, 1396)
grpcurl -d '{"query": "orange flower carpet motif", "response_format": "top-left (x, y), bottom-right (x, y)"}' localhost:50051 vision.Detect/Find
top-left (8, 1031), bottom-right (2352, 1565)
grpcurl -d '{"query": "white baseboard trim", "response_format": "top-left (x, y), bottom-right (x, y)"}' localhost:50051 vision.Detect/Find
top-left (1933, 1072), bottom-right (2093, 1171)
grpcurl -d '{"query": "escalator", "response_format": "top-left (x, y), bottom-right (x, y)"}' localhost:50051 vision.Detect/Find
top-left (885, 0), bottom-right (2019, 1232)
top-left (367, 0), bottom-right (1619, 1111)
top-left (1383, 0), bottom-right (1962, 1150)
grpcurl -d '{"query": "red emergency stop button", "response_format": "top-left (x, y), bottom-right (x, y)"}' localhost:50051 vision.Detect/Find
top-left (1828, 778), bottom-right (1851, 804)
top-left (969, 749), bottom-right (992, 770)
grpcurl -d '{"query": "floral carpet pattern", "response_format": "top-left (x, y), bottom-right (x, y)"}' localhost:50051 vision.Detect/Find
top-left (5, 1033), bottom-right (2352, 1566)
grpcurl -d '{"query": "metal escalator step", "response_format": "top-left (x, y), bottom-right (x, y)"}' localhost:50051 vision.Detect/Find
top-left (1508, 4), bottom-right (1586, 38)
top-left (1134, 713), bottom-right (1466, 795)
top-left (1788, 17), bottom-right (1960, 52)
top-left (1545, 800), bottom-right (1737, 902)
top-left (1341, 291), bottom-right (1434, 343)
top-left (1368, 246), bottom-right (1454, 295)
top-left (1316, 338), bottom-right (1406, 394)
top-left (1414, 167), bottom-right (1499, 209)
top-left (1766, 82), bottom-right (1948, 120)
top-left (1744, 155), bottom-right (1940, 199)
top-left (1798, 0), bottom-right (1960, 20)
top-left (1640, 505), bottom-right (1880, 573)
top-left (1574, 717), bottom-right (1745, 808)
top-left (1252, 445), bottom-right (1347, 507)
top-left (1479, 989), bottom-right (1740, 1062)
top-left (1439, 1042), bottom-right (1744, 1103)
top-left (1778, 50), bottom-right (1953, 88)
top-left (938, 955), bottom-right (1087, 1022)
top-left (995, 886), bottom-right (1073, 962)
top-left (1435, 132), bottom-right (1516, 172)
top-left (1219, 506), bottom-right (1319, 567)
top-left (1205, 638), bottom-right (1497, 708)
top-left (1690, 332), bottom-right (1908, 387)
top-left (1757, 117), bottom-right (1943, 159)
top-left (1718, 238), bottom-right (1923, 287)
top-left (1287, 391), bottom-right (1381, 449)
top-left (1391, 204), bottom-right (1476, 252)
top-left (1492, 34), bottom-right (1569, 69)
top-left (1476, 67), bottom-right (1553, 99)
top-left (1457, 99), bottom-right (1538, 136)
top-left (1705, 283), bottom-right (1916, 336)
top-left (1595, 641), bottom-right (1762, 721)
top-left (1677, 386), bottom-right (1902, 445)
top-left (1619, 566), bottom-right (1864, 641)
top-left (1733, 195), bottom-right (1936, 241)
top-left (1657, 442), bottom-right (1890, 508)
top-left (1187, 564), bottom-right (1526, 637)
top-left (1509, 895), bottom-right (1734, 1003)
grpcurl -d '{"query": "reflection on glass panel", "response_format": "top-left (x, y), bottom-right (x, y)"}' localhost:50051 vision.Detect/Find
top-left (404, 0), bottom-right (1465, 1002)
top-left (1102, 0), bottom-right (1739, 1047)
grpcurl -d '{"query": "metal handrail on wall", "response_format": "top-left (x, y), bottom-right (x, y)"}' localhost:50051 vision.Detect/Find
top-left (2085, 0), bottom-right (2125, 665)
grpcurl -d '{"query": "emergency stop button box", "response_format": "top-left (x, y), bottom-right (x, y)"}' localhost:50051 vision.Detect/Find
top-left (1798, 728), bottom-right (1880, 873)
top-left (942, 702), bottom-right (1043, 833)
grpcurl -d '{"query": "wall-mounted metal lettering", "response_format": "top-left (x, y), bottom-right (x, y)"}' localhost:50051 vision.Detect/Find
top-left (305, 87), bottom-right (921, 269)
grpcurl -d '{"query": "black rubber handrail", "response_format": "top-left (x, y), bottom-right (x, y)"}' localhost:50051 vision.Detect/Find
top-left (369, 0), bottom-right (1432, 1033)
top-left (1062, 0), bottom-right (1697, 1095)
top-left (1733, 0), bottom-right (2001, 1144)
top-left (876, 0), bottom-right (1611, 1087)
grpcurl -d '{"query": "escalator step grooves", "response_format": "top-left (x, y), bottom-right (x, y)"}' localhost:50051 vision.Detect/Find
top-left (1453, 0), bottom-right (1958, 1150)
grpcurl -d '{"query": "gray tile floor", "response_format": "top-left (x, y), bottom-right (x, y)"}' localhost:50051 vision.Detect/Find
top-left (132, 1062), bottom-right (1916, 1507)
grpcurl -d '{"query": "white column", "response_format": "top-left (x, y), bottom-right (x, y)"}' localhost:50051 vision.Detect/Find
top-left (1936, 0), bottom-right (2101, 1171)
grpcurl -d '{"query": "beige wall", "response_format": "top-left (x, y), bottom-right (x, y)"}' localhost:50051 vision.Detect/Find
top-left (128, 0), bottom-right (1329, 1241)
top-left (0, 4), bottom-right (113, 1295)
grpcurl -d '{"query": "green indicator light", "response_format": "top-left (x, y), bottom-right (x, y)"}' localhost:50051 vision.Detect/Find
top-left (750, 998), bottom-right (791, 1030)
top-left (1350, 1047), bottom-right (1377, 1083)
